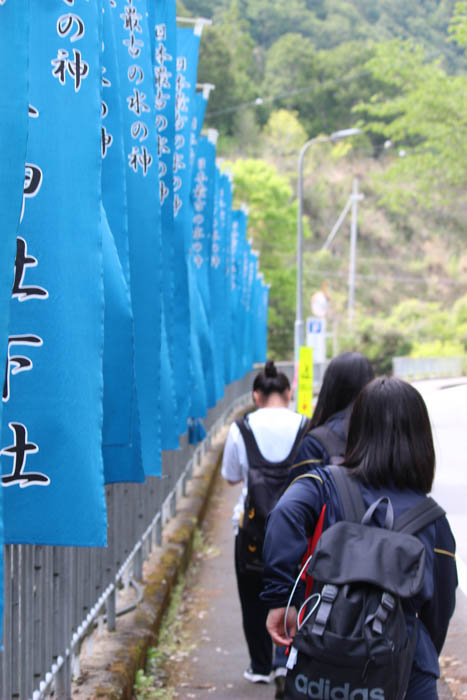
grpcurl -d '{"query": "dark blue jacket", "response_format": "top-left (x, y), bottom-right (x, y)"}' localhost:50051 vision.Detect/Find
top-left (286, 409), bottom-right (349, 485)
top-left (262, 466), bottom-right (457, 678)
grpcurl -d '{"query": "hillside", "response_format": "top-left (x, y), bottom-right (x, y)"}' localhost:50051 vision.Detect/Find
top-left (182, 0), bottom-right (463, 64)
top-left (178, 0), bottom-right (467, 365)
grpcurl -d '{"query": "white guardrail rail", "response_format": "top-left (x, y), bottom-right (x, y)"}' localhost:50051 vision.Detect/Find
top-left (392, 356), bottom-right (465, 380)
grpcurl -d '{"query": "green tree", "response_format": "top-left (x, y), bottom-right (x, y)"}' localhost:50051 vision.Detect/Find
top-left (449, 1), bottom-right (467, 46)
top-left (242, 0), bottom-right (314, 47)
top-left (225, 158), bottom-right (302, 358)
top-left (262, 34), bottom-right (321, 135)
top-left (199, 2), bottom-right (258, 136)
top-left (355, 38), bottom-right (467, 209)
top-left (262, 109), bottom-right (307, 171)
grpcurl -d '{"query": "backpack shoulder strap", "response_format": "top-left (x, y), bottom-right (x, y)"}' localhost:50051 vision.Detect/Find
top-left (235, 416), bottom-right (264, 465)
top-left (327, 464), bottom-right (366, 523)
top-left (394, 496), bottom-right (446, 535)
top-left (308, 424), bottom-right (346, 461)
top-left (288, 415), bottom-right (311, 458)
top-left (235, 414), bottom-right (309, 468)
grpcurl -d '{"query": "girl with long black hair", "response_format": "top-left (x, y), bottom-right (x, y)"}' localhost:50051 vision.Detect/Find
top-left (263, 377), bottom-right (457, 699)
top-left (288, 352), bottom-right (374, 482)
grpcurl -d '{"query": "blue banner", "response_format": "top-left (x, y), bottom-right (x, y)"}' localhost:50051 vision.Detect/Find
top-left (151, 0), bottom-right (179, 450)
top-left (219, 173), bottom-right (233, 386)
top-left (101, 6), bottom-right (132, 443)
top-left (209, 168), bottom-right (224, 402)
top-left (0, 0), bottom-right (31, 644)
top-left (237, 228), bottom-right (250, 379)
top-left (173, 26), bottom-right (201, 431)
top-left (2, 0), bottom-right (107, 546)
top-left (228, 209), bottom-right (247, 383)
top-left (102, 0), bottom-right (130, 283)
top-left (256, 279), bottom-right (269, 362)
top-left (101, 0), bottom-right (146, 483)
top-left (187, 89), bottom-right (211, 418)
top-left (187, 267), bottom-right (208, 418)
top-left (243, 249), bottom-right (258, 374)
top-left (111, 0), bottom-right (162, 476)
top-left (101, 207), bottom-right (134, 446)
top-left (190, 135), bottom-right (217, 409)
top-left (190, 92), bottom-right (208, 172)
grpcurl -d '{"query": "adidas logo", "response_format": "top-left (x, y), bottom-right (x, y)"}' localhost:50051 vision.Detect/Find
top-left (295, 675), bottom-right (385, 699)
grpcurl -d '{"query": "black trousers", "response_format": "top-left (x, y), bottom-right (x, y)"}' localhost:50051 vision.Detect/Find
top-left (234, 534), bottom-right (273, 675)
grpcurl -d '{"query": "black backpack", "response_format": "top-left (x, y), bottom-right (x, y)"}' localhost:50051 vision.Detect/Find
top-left (307, 407), bottom-right (352, 465)
top-left (236, 414), bottom-right (309, 574)
top-left (307, 424), bottom-right (346, 465)
top-left (284, 465), bottom-right (445, 700)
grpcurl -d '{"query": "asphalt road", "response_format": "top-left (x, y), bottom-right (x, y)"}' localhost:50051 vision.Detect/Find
top-left (414, 380), bottom-right (467, 594)
top-left (414, 378), bottom-right (467, 697)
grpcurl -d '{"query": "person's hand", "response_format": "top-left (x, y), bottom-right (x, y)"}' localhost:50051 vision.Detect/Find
top-left (266, 606), bottom-right (297, 647)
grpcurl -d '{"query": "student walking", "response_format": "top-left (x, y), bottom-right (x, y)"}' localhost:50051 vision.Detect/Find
top-left (222, 360), bottom-right (308, 698)
top-left (288, 352), bottom-right (374, 483)
top-left (263, 377), bottom-right (457, 700)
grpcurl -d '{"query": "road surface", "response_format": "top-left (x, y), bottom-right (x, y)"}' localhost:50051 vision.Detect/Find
top-left (414, 379), bottom-right (467, 698)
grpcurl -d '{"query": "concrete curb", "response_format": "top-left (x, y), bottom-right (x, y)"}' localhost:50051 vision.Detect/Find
top-left (72, 423), bottom-right (234, 700)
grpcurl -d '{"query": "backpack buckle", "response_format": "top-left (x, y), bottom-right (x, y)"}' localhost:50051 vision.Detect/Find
top-left (381, 592), bottom-right (395, 611)
top-left (371, 592), bottom-right (396, 634)
top-left (321, 584), bottom-right (338, 603)
top-left (312, 584), bottom-right (338, 637)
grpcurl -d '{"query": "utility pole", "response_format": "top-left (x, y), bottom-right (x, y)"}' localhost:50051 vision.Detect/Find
top-left (348, 178), bottom-right (359, 326)
top-left (294, 128), bottom-right (361, 367)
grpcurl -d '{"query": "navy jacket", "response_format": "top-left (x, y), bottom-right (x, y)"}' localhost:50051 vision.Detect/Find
top-left (287, 409), bottom-right (349, 485)
top-left (262, 466), bottom-right (457, 678)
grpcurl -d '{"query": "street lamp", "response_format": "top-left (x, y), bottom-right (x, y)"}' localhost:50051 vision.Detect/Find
top-left (294, 127), bottom-right (361, 366)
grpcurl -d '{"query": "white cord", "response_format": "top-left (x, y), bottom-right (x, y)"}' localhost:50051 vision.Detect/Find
top-left (297, 593), bottom-right (321, 630)
top-left (284, 553), bottom-right (314, 639)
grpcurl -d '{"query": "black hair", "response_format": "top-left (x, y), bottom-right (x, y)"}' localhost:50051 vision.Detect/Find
top-left (310, 352), bottom-right (374, 428)
top-left (253, 359), bottom-right (290, 398)
top-left (344, 376), bottom-right (435, 493)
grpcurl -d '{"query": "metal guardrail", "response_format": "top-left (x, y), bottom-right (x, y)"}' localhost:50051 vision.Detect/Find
top-left (0, 370), bottom-right (256, 700)
top-left (392, 356), bottom-right (465, 380)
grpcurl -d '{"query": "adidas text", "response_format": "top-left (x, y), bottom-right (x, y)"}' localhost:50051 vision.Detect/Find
top-left (294, 675), bottom-right (385, 699)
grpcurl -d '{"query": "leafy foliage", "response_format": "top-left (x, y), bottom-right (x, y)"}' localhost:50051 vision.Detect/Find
top-left (355, 39), bottom-right (467, 207)
top-left (224, 158), bottom-right (302, 358)
top-left (191, 0), bottom-right (467, 363)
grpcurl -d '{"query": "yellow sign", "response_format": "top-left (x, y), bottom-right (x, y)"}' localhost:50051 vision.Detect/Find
top-left (297, 346), bottom-right (313, 417)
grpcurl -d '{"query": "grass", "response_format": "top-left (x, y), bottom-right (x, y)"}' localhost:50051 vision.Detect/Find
top-left (133, 528), bottom-right (213, 700)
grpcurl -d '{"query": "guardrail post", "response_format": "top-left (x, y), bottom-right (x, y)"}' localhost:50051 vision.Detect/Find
top-left (170, 489), bottom-right (177, 518)
top-left (155, 515), bottom-right (162, 547)
top-left (105, 588), bottom-right (116, 632)
top-left (133, 546), bottom-right (143, 582)
top-left (54, 655), bottom-right (70, 700)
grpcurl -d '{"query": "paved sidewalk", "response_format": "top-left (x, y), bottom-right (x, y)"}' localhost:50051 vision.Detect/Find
top-left (153, 473), bottom-right (275, 699)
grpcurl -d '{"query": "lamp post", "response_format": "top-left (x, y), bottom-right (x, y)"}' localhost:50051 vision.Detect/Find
top-left (294, 127), bottom-right (361, 366)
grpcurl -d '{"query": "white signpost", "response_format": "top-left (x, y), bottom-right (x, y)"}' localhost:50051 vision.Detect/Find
top-left (306, 316), bottom-right (326, 364)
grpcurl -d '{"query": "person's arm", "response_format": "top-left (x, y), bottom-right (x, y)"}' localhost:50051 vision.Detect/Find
top-left (261, 474), bottom-right (324, 643)
top-left (286, 433), bottom-right (327, 486)
top-left (221, 422), bottom-right (246, 485)
top-left (419, 516), bottom-right (457, 654)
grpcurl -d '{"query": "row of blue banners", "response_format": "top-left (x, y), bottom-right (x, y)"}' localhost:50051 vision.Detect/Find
top-left (0, 0), bottom-right (269, 563)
